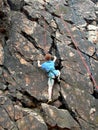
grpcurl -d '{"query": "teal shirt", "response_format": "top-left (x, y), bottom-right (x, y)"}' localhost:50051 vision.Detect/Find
top-left (41, 60), bottom-right (59, 78)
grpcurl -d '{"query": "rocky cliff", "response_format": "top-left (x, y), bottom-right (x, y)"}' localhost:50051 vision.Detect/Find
top-left (0, 0), bottom-right (98, 130)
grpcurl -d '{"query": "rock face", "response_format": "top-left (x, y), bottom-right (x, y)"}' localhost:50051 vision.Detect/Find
top-left (0, 0), bottom-right (98, 130)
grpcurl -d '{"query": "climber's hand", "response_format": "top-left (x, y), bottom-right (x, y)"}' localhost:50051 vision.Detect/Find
top-left (53, 56), bottom-right (57, 62)
top-left (37, 60), bottom-right (41, 67)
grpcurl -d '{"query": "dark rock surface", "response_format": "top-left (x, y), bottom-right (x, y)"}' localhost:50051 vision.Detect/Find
top-left (0, 0), bottom-right (98, 130)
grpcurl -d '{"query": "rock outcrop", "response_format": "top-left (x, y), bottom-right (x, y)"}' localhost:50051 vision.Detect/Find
top-left (0, 0), bottom-right (98, 130)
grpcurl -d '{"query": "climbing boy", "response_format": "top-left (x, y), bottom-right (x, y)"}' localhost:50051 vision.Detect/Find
top-left (37, 53), bottom-right (60, 103)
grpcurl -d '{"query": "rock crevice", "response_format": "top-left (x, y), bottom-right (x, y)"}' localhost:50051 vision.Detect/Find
top-left (0, 0), bottom-right (98, 130)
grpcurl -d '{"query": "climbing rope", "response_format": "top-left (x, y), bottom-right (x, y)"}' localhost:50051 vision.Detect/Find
top-left (55, 1), bottom-right (98, 91)
top-left (42, 1), bottom-right (98, 93)
top-left (61, 15), bottom-right (98, 89)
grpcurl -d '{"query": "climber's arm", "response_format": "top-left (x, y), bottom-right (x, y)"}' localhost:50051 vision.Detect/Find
top-left (37, 60), bottom-right (41, 67)
top-left (53, 56), bottom-right (57, 62)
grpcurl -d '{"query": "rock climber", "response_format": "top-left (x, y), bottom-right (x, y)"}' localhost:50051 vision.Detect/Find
top-left (37, 53), bottom-right (61, 103)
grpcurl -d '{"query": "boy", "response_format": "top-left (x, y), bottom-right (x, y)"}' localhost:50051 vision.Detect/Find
top-left (37, 53), bottom-right (60, 103)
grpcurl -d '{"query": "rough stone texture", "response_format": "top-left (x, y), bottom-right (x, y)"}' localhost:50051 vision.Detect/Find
top-left (0, 0), bottom-right (98, 130)
top-left (41, 103), bottom-right (80, 129)
top-left (7, 0), bottom-right (24, 11)
top-left (0, 42), bottom-right (4, 65)
top-left (17, 108), bottom-right (48, 130)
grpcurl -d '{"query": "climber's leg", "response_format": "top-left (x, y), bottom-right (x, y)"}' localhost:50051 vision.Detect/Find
top-left (48, 77), bottom-right (54, 102)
